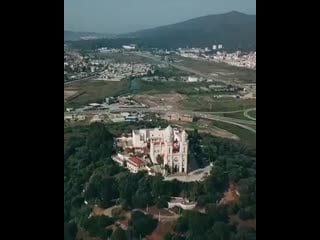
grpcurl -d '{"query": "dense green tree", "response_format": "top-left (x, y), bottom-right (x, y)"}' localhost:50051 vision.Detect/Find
top-left (64, 222), bottom-right (78, 240)
top-left (117, 172), bottom-right (140, 206)
top-left (151, 176), bottom-right (166, 197)
top-left (155, 195), bottom-right (169, 208)
top-left (186, 211), bottom-right (212, 235)
top-left (205, 204), bottom-right (229, 223)
top-left (111, 227), bottom-right (127, 240)
top-left (82, 216), bottom-right (115, 238)
top-left (174, 216), bottom-right (189, 233)
top-left (132, 176), bottom-right (153, 208)
top-left (131, 211), bottom-right (158, 237)
top-left (211, 221), bottom-right (232, 240)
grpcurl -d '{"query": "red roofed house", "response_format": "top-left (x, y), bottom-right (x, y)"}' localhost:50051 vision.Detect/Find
top-left (126, 157), bottom-right (146, 173)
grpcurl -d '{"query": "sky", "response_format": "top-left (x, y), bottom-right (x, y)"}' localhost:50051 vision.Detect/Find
top-left (64, 0), bottom-right (256, 34)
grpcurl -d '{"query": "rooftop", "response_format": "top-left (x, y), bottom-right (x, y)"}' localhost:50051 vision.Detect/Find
top-left (129, 157), bottom-right (144, 165)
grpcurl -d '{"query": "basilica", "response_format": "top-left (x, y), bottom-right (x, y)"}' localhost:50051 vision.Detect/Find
top-left (132, 125), bottom-right (189, 174)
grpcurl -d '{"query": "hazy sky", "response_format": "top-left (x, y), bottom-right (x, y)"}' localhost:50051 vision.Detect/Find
top-left (64, 0), bottom-right (256, 34)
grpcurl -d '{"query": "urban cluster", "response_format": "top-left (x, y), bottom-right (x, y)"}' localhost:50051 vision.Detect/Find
top-left (170, 45), bottom-right (256, 69)
top-left (97, 63), bottom-right (154, 81)
top-left (64, 50), bottom-right (91, 81)
top-left (212, 51), bottom-right (256, 69)
top-left (64, 50), bottom-right (108, 81)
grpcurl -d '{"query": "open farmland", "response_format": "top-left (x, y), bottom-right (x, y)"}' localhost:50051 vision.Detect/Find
top-left (172, 55), bottom-right (256, 83)
top-left (64, 79), bottom-right (130, 107)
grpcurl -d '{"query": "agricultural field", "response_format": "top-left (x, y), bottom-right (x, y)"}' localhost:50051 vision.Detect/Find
top-left (172, 55), bottom-right (256, 83)
top-left (211, 120), bottom-right (256, 149)
top-left (64, 90), bottom-right (81, 101)
top-left (64, 79), bottom-right (130, 107)
top-left (180, 96), bottom-right (256, 112)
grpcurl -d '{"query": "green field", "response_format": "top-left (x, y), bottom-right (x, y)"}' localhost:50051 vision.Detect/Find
top-left (217, 111), bottom-right (255, 120)
top-left (130, 78), bottom-right (218, 95)
top-left (211, 120), bottom-right (256, 149)
top-left (181, 96), bottom-right (256, 112)
top-left (247, 110), bottom-right (256, 118)
top-left (65, 79), bottom-right (130, 107)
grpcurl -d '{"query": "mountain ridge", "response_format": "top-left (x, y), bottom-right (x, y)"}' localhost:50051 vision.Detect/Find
top-left (66, 11), bottom-right (256, 51)
top-left (120, 11), bottom-right (256, 51)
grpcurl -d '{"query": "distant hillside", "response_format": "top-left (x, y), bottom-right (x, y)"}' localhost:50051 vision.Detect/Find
top-left (121, 11), bottom-right (256, 51)
top-left (64, 31), bottom-right (114, 41)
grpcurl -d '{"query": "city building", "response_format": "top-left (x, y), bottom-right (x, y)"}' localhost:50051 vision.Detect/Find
top-left (163, 113), bottom-right (193, 122)
top-left (187, 76), bottom-right (198, 82)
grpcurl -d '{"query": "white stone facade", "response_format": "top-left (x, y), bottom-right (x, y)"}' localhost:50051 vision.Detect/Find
top-left (132, 126), bottom-right (188, 174)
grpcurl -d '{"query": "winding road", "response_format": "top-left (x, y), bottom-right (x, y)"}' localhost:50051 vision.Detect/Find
top-left (244, 108), bottom-right (256, 121)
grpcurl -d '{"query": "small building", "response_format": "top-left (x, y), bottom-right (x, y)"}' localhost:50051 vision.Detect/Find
top-left (125, 115), bottom-right (138, 122)
top-left (167, 197), bottom-right (196, 210)
top-left (126, 157), bottom-right (146, 173)
top-left (88, 103), bottom-right (101, 107)
top-left (163, 113), bottom-right (193, 122)
top-left (64, 115), bottom-right (73, 121)
top-left (187, 76), bottom-right (198, 82)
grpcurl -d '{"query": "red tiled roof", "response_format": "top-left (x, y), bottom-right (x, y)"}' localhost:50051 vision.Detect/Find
top-left (129, 157), bottom-right (144, 165)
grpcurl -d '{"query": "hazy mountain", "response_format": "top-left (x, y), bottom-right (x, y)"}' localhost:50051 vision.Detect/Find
top-left (120, 11), bottom-right (256, 51)
top-left (64, 31), bottom-right (114, 41)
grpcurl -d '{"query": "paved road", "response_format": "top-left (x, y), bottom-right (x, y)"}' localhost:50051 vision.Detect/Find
top-left (244, 108), bottom-right (256, 121)
top-left (164, 165), bottom-right (212, 182)
top-left (203, 115), bottom-right (256, 134)
top-left (195, 113), bottom-right (256, 126)
top-left (201, 107), bottom-right (256, 115)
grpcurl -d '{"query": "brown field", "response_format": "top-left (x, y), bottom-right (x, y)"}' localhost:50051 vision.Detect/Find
top-left (173, 120), bottom-right (239, 140)
top-left (64, 90), bottom-right (79, 100)
top-left (134, 93), bottom-right (186, 110)
top-left (133, 93), bottom-right (255, 113)
top-left (64, 79), bottom-right (130, 106)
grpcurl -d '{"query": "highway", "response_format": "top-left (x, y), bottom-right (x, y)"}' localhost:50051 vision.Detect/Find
top-left (69, 107), bottom-right (255, 125)
top-left (66, 107), bottom-right (256, 134)
top-left (201, 115), bottom-right (256, 134)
